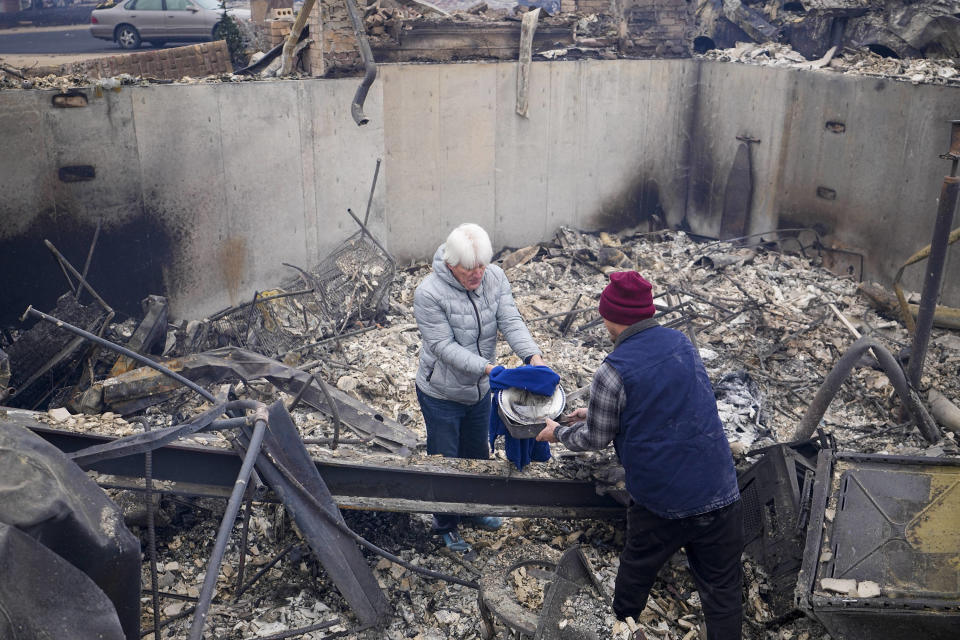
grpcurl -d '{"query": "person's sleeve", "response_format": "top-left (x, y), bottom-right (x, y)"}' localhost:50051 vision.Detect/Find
top-left (492, 268), bottom-right (541, 362)
top-left (556, 362), bottom-right (624, 451)
top-left (414, 286), bottom-right (489, 377)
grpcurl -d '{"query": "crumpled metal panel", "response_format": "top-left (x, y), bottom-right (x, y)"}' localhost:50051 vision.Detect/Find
top-left (737, 439), bottom-right (821, 618)
top-left (797, 451), bottom-right (960, 640)
top-left (238, 402), bottom-right (391, 626)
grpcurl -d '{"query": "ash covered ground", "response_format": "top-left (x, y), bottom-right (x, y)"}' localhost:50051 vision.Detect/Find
top-left (30, 226), bottom-right (960, 639)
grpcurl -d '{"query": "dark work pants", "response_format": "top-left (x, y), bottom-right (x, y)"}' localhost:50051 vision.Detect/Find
top-left (614, 499), bottom-right (744, 640)
top-left (416, 386), bottom-right (491, 534)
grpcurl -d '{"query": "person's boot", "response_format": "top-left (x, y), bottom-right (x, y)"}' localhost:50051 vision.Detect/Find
top-left (439, 530), bottom-right (472, 553)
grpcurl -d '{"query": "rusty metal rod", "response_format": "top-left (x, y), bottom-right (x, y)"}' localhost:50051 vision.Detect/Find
top-left (308, 373), bottom-right (342, 450)
top-left (143, 417), bottom-right (162, 640)
top-left (77, 218), bottom-right (102, 301)
top-left (208, 288), bottom-right (314, 322)
top-left (43, 239), bottom-right (113, 315)
top-left (363, 158), bottom-right (382, 226)
top-left (346, 207), bottom-right (394, 264)
top-left (189, 407), bottom-right (269, 640)
top-left (232, 494), bottom-right (254, 602)
top-left (20, 306), bottom-right (217, 404)
top-left (233, 543), bottom-right (299, 600)
top-left (795, 336), bottom-right (940, 443)
top-left (247, 618), bottom-right (340, 640)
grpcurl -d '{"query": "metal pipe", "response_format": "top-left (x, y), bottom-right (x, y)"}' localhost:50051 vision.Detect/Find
top-left (909, 122), bottom-right (960, 386)
top-left (907, 175), bottom-right (960, 387)
top-left (343, 0), bottom-right (377, 126)
top-left (20, 306), bottom-right (216, 404)
top-left (795, 336), bottom-right (940, 443)
top-left (189, 407), bottom-right (269, 640)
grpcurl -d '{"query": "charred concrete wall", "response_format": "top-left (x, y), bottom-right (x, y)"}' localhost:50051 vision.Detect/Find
top-left (1, 59), bottom-right (958, 323)
top-left (0, 78), bottom-right (385, 324)
top-left (685, 62), bottom-right (960, 299)
top-left (380, 59), bottom-right (696, 258)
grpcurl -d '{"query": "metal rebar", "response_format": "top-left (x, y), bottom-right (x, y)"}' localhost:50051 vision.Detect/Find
top-left (142, 417), bottom-right (162, 640)
top-left (907, 138), bottom-right (960, 387)
top-left (43, 239), bottom-right (113, 315)
top-left (20, 306), bottom-right (217, 404)
top-left (233, 495), bottom-right (255, 602)
top-left (207, 288), bottom-right (314, 322)
top-left (346, 208), bottom-right (395, 265)
top-left (189, 407), bottom-right (269, 640)
top-left (77, 218), bottom-right (102, 301)
top-left (267, 453), bottom-right (480, 590)
top-left (234, 543), bottom-right (299, 600)
top-left (363, 158), bottom-right (382, 226)
top-left (245, 618), bottom-right (339, 640)
top-left (286, 373), bottom-right (316, 413)
top-left (311, 373), bottom-right (342, 450)
top-left (795, 336), bottom-right (940, 443)
top-left (283, 323), bottom-right (380, 354)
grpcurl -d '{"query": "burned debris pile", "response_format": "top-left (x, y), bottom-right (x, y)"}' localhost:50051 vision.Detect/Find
top-left (3, 0), bottom-right (959, 89)
top-left (2, 223), bottom-right (959, 639)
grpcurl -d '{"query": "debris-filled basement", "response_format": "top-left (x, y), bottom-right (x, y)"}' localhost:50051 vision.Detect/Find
top-left (1, 0), bottom-right (959, 638)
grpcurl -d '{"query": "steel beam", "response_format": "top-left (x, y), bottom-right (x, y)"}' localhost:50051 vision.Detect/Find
top-left (11, 415), bottom-right (623, 519)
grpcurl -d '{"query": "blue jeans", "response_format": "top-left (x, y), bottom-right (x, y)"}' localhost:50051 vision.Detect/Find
top-left (416, 386), bottom-right (491, 533)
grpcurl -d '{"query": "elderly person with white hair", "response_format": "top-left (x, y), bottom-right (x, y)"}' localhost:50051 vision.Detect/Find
top-left (413, 223), bottom-right (546, 553)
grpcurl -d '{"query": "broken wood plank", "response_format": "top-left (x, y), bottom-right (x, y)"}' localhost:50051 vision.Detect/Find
top-left (516, 8), bottom-right (540, 118)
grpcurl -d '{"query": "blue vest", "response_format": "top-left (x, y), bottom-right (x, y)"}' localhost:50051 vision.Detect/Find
top-left (607, 324), bottom-right (739, 518)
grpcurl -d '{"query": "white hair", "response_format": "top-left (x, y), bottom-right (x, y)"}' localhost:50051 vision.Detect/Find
top-left (443, 223), bottom-right (493, 268)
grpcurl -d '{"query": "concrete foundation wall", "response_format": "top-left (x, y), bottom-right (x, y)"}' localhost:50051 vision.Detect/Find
top-left (1, 59), bottom-right (958, 324)
top-left (381, 59), bottom-right (696, 259)
top-left (0, 78), bottom-right (386, 322)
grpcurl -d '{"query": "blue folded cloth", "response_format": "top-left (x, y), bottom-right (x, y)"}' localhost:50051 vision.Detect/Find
top-left (488, 365), bottom-right (559, 470)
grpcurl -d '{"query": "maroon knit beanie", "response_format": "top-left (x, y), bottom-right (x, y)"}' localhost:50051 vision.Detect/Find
top-left (598, 271), bottom-right (656, 325)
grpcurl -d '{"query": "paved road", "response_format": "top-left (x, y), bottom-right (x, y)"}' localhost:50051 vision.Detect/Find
top-left (0, 25), bottom-right (191, 54)
top-left (0, 26), bottom-right (118, 54)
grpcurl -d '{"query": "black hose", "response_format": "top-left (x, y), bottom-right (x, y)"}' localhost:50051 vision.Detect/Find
top-left (794, 336), bottom-right (940, 443)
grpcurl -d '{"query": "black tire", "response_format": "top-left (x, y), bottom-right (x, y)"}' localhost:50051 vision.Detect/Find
top-left (115, 24), bottom-right (141, 49)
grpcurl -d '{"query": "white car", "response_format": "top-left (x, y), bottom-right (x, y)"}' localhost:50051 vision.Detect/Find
top-left (89, 0), bottom-right (250, 50)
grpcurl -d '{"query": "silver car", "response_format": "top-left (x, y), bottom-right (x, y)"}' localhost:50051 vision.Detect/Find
top-left (89, 0), bottom-right (250, 50)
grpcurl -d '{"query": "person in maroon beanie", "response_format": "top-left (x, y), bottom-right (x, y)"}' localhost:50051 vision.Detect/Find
top-left (538, 271), bottom-right (743, 640)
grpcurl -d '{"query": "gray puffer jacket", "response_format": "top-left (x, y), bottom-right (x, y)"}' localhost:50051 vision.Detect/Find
top-left (414, 245), bottom-right (541, 404)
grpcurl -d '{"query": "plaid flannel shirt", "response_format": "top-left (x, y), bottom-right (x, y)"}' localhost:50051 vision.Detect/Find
top-left (556, 361), bottom-right (624, 451)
